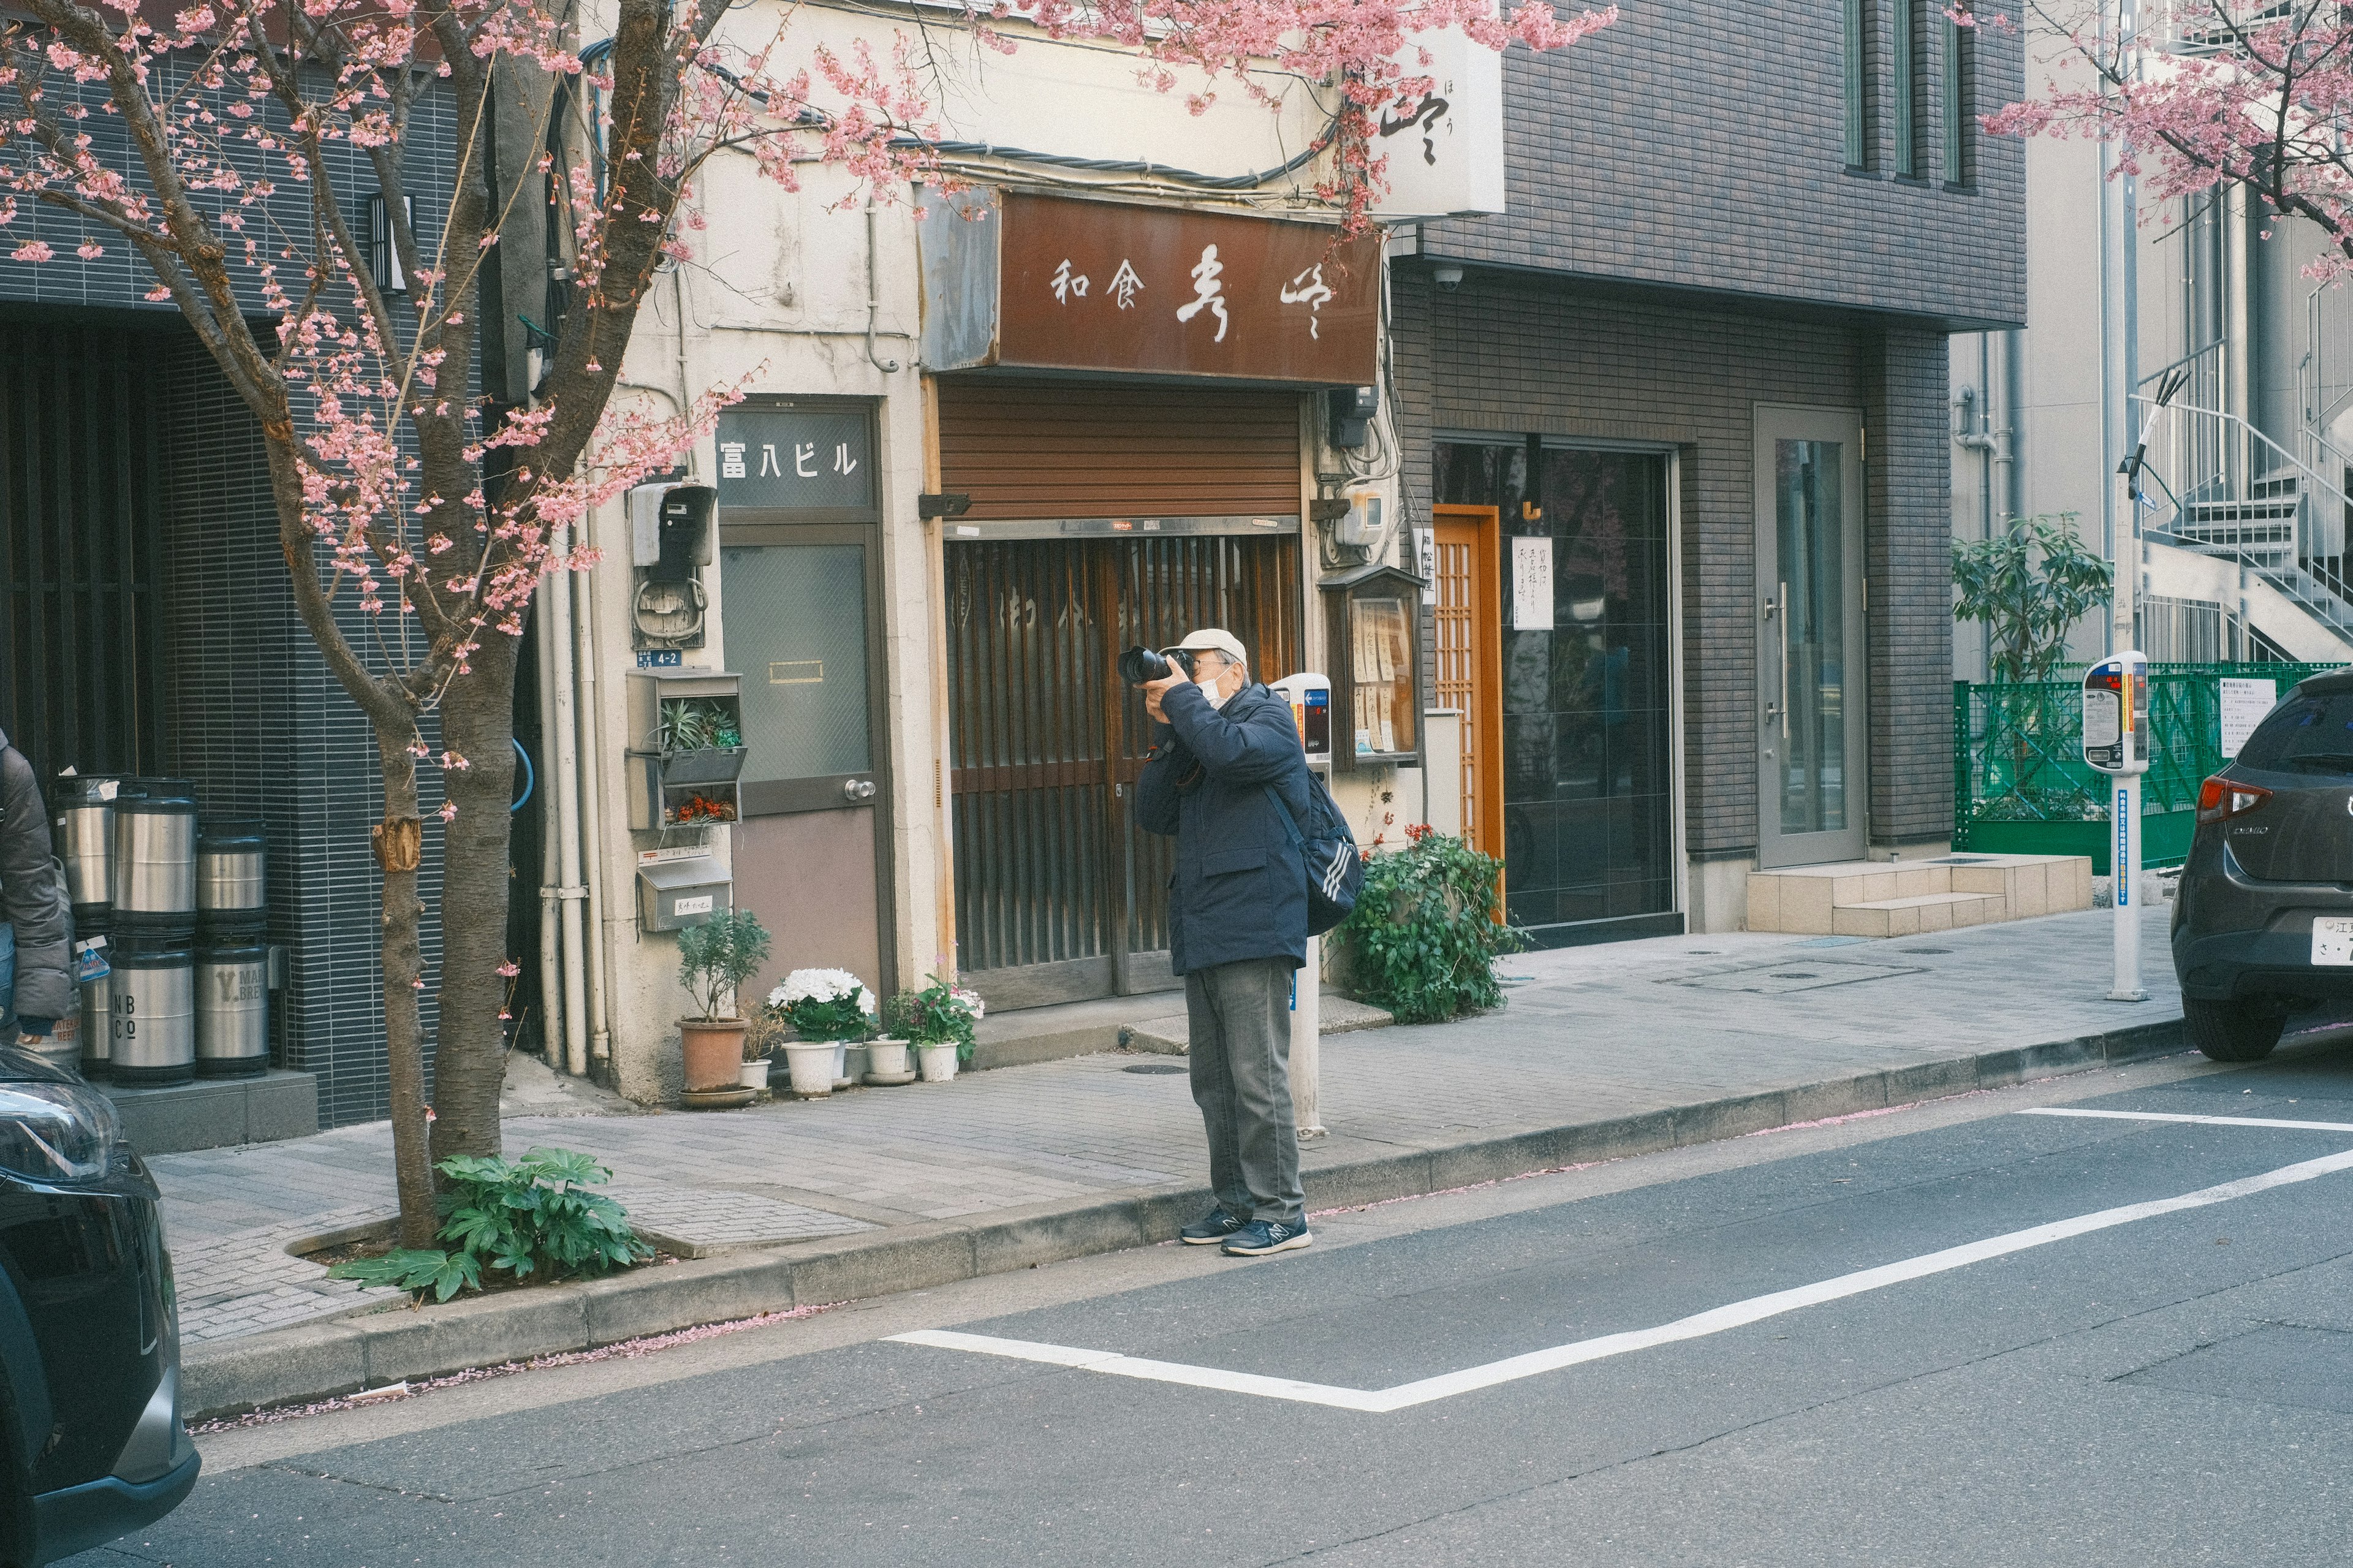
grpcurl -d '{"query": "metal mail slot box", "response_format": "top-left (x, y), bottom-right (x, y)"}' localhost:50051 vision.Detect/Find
top-left (637, 859), bottom-right (733, 932)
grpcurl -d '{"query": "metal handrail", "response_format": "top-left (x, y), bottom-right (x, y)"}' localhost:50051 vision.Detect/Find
top-left (2131, 393), bottom-right (2353, 635)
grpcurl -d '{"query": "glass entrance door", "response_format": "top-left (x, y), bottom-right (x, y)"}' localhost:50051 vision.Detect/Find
top-left (1754, 407), bottom-right (1868, 868)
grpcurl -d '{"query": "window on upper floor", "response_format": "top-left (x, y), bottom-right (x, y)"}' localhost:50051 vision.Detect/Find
top-left (1893, 0), bottom-right (1920, 177)
top-left (1944, 12), bottom-right (1976, 187)
top-left (1843, 0), bottom-right (1872, 170)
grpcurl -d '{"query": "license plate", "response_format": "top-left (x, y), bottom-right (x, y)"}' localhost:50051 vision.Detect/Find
top-left (2314, 918), bottom-right (2353, 966)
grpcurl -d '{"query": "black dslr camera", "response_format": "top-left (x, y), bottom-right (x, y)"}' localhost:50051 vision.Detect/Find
top-left (1118, 646), bottom-right (1195, 685)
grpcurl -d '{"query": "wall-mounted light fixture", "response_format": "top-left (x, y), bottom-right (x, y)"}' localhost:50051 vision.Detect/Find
top-left (368, 193), bottom-right (413, 294)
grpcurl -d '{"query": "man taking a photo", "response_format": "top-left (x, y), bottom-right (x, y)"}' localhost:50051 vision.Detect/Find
top-left (1135, 629), bottom-right (1315, 1257)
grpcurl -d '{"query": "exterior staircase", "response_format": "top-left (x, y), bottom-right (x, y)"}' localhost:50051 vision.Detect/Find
top-left (2139, 394), bottom-right (2353, 657)
top-left (1745, 854), bottom-right (2093, 938)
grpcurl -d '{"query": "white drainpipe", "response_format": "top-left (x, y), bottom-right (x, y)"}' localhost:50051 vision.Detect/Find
top-left (547, 525), bottom-right (591, 1075)
top-left (534, 575), bottom-right (566, 1063)
top-left (571, 528), bottom-right (614, 1066)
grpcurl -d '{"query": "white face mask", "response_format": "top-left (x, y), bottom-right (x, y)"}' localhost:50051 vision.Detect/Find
top-left (1196, 661), bottom-right (1232, 710)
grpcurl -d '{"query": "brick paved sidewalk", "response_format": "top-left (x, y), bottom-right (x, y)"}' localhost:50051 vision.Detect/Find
top-left (154, 909), bottom-right (2189, 1346)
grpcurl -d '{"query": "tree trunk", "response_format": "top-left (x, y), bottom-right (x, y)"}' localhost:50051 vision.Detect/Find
top-left (428, 634), bottom-right (523, 1168)
top-left (372, 731), bottom-right (438, 1249)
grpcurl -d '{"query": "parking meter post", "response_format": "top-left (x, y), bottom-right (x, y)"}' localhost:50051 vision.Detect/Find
top-left (1268, 671), bottom-right (1332, 1139)
top-left (2110, 771), bottom-right (2146, 1002)
top-left (2083, 654), bottom-right (2151, 1003)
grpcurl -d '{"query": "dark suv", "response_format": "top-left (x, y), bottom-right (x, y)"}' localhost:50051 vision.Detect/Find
top-left (2173, 668), bottom-right (2353, 1061)
top-left (0, 1045), bottom-right (199, 1564)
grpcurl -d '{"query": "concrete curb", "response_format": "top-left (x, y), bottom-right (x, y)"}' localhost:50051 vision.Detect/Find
top-left (181, 1013), bottom-right (2184, 1420)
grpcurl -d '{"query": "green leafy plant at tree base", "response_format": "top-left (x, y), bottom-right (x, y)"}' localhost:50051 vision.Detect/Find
top-left (325, 1147), bottom-right (653, 1303)
top-left (1337, 825), bottom-right (1526, 1025)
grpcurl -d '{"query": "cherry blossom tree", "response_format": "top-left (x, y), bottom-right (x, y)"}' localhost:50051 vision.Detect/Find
top-left (0, 0), bottom-right (1609, 1244)
top-left (1989, 1), bottom-right (2353, 279)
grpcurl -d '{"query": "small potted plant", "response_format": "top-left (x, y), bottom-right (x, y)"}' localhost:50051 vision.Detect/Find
top-left (767, 968), bottom-right (876, 1098)
top-left (674, 911), bottom-right (773, 1100)
top-left (740, 1011), bottom-right (784, 1093)
top-left (885, 974), bottom-right (985, 1083)
top-left (863, 1023), bottom-right (914, 1085)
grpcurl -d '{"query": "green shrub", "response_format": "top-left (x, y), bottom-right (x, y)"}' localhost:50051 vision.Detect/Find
top-left (326, 1146), bottom-right (651, 1303)
top-left (1337, 826), bottom-right (1525, 1025)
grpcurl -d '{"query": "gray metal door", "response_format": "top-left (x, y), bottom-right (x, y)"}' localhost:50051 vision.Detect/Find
top-left (1755, 406), bottom-right (1868, 868)
top-left (719, 522), bottom-right (895, 1008)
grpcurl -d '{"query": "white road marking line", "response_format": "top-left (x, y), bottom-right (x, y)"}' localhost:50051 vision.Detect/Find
top-left (889, 1146), bottom-right (2353, 1413)
top-left (2020, 1107), bottom-right (2353, 1134)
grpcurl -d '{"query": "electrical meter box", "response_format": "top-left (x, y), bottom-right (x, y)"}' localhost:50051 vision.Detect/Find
top-left (637, 858), bottom-right (732, 932)
top-left (2082, 653), bottom-right (2150, 775)
top-left (1266, 672), bottom-right (1333, 764)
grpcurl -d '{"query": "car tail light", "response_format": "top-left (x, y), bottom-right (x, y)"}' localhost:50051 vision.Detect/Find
top-left (2196, 775), bottom-right (2273, 825)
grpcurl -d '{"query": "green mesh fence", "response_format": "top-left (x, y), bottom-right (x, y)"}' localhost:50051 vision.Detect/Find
top-left (1953, 662), bottom-right (2344, 871)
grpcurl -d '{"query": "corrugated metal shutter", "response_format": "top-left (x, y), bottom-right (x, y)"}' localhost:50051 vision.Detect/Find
top-left (937, 379), bottom-right (1303, 521)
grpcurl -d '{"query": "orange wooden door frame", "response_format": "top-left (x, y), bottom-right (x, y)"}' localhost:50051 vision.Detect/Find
top-left (1431, 505), bottom-right (1504, 861)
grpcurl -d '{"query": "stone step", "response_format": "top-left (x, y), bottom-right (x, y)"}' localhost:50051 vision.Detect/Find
top-left (1746, 852), bottom-right (2094, 935)
top-left (1830, 891), bottom-right (2009, 939)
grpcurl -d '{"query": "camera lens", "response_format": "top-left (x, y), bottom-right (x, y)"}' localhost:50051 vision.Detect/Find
top-left (1118, 646), bottom-right (1171, 684)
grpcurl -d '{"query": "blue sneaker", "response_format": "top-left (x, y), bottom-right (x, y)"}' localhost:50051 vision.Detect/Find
top-left (1221, 1219), bottom-right (1311, 1257)
top-left (1180, 1207), bottom-right (1247, 1245)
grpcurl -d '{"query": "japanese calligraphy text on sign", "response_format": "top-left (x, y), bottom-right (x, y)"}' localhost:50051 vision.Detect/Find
top-left (920, 190), bottom-right (1380, 385)
top-left (715, 403), bottom-right (878, 517)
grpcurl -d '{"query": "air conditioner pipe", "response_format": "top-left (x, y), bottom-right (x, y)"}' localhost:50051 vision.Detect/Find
top-left (547, 525), bottom-right (591, 1077)
top-left (534, 576), bottom-right (565, 1066)
top-left (571, 526), bottom-right (614, 1066)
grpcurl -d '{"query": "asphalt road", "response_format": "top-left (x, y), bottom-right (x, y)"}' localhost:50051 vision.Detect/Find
top-left (70, 1037), bottom-right (2353, 1567)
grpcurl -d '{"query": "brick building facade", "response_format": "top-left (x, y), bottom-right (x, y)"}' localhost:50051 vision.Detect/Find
top-left (1388, 0), bottom-right (2026, 939)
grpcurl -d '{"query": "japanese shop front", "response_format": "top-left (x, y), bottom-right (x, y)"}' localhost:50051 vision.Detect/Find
top-left (918, 191), bottom-right (1379, 1010)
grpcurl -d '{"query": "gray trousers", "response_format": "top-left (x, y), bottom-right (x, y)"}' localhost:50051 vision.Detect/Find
top-left (1185, 956), bottom-right (1305, 1227)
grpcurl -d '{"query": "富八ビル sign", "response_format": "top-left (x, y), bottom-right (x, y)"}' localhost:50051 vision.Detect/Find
top-left (716, 403), bottom-right (877, 516)
top-left (920, 190), bottom-right (1379, 385)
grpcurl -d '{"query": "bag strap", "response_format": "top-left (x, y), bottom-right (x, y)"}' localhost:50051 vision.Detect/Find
top-left (1262, 783), bottom-right (1306, 849)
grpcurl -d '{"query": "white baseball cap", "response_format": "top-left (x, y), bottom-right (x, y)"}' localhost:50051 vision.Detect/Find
top-left (1175, 628), bottom-right (1248, 667)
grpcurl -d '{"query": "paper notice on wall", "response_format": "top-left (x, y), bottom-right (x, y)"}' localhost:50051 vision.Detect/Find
top-left (1511, 537), bottom-right (1553, 630)
top-left (1413, 526), bottom-right (1435, 604)
top-left (2219, 677), bottom-right (2278, 759)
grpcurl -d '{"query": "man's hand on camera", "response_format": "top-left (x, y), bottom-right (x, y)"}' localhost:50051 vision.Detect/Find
top-left (1140, 668), bottom-right (1189, 724)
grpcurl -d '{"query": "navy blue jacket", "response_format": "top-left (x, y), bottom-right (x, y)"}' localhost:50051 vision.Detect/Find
top-left (1135, 681), bottom-right (1314, 976)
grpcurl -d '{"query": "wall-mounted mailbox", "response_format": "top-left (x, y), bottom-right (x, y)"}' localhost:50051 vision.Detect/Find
top-left (637, 858), bottom-right (733, 932)
top-left (625, 670), bottom-right (747, 830)
top-left (1320, 561), bottom-right (1426, 771)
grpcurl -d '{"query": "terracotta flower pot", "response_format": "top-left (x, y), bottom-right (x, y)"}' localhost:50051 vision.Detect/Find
top-left (681, 1018), bottom-right (749, 1094)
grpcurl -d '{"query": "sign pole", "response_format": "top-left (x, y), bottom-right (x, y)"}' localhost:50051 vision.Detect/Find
top-left (2109, 770), bottom-right (2145, 1002)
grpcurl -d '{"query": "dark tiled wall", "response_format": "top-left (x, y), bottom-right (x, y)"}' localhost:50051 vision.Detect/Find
top-left (0, 57), bottom-right (452, 319)
top-left (1393, 265), bottom-right (1952, 859)
top-left (1430, 0), bottom-right (2026, 328)
top-left (1864, 327), bottom-right (1957, 844)
top-left (159, 335), bottom-right (447, 1127)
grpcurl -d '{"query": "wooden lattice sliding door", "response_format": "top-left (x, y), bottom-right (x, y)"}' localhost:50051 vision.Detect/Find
top-left (944, 534), bottom-right (1301, 1009)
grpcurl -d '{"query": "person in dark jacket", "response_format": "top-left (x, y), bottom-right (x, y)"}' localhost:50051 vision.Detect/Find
top-left (1135, 629), bottom-right (1317, 1257)
top-left (0, 728), bottom-right (70, 1050)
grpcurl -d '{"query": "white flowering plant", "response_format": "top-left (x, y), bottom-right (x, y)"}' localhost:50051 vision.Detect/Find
top-left (884, 974), bottom-right (987, 1064)
top-left (767, 968), bottom-right (877, 1043)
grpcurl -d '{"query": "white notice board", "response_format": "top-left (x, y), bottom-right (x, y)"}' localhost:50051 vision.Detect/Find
top-left (2218, 677), bottom-right (2277, 759)
top-left (1510, 537), bottom-right (1553, 631)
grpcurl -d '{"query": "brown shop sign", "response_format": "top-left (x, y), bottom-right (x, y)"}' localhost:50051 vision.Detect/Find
top-left (919, 190), bottom-right (1379, 385)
